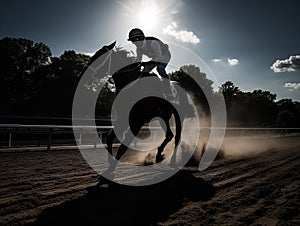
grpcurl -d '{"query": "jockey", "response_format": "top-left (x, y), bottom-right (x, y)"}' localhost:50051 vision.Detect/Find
top-left (128, 28), bottom-right (174, 97)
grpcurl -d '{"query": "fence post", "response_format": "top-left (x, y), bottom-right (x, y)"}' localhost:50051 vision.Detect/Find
top-left (47, 128), bottom-right (53, 151)
top-left (94, 130), bottom-right (98, 149)
top-left (96, 131), bottom-right (102, 148)
top-left (9, 133), bottom-right (12, 148)
top-left (79, 132), bottom-right (82, 145)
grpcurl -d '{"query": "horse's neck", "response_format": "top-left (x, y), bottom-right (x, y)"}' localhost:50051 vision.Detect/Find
top-left (114, 71), bottom-right (152, 90)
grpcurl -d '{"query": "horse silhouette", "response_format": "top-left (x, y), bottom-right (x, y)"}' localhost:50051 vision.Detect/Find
top-left (78, 42), bottom-right (194, 170)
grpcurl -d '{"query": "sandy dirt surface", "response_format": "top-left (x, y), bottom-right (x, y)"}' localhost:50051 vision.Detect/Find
top-left (0, 136), bottom-right (299, 225)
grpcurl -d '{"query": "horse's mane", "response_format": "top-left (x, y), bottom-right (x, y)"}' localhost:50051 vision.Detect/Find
top-left (77, 41), bottom-right (116, 78)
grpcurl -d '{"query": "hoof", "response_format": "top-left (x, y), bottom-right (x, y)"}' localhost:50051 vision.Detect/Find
top-left (156, 154), bottom-right (165, 163)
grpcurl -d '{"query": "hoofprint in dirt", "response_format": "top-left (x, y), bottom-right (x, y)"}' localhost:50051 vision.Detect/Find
top-left (0, 137), bottom-right (299, 225)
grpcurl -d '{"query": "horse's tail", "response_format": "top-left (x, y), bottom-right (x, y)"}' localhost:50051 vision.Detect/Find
top-left (171, 107), bottom-right (183, 165)
top-left (174, 108), bottom-right (182, 143)
top-left (178, 89), bottom-right (195, 118)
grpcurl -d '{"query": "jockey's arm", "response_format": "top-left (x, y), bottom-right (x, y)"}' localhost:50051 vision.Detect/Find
top-left (136, 48), bottom-right (143, 62)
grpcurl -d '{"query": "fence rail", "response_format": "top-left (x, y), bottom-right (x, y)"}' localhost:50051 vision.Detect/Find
top-left (0, 124), bottom-right (161, 150)
top-left (0, 124), bottom-right (299, 151)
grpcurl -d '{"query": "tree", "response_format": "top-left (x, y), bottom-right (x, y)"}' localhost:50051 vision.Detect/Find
top-left (37, 50), bottom-right (90, 115)
top-left (277, 110), bottom-right (296, 127)
top-left (0, 37), bottom-right (52, 112)
top-left (219, 81), bottom-right (240, 112)
top-left (218, 81), bottom-right (279, 126)
top-left (38, 45), bottom-right (135, 116)
top-left (248, 90), bottom-right (278, 126)
top-left (277, 99), bottom-right (298, 114)
top-left (276, 99), bottom-right (299, 127)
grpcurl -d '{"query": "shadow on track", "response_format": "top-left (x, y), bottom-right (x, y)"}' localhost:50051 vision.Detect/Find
top-left (31, 169), bottom-right (215, 226)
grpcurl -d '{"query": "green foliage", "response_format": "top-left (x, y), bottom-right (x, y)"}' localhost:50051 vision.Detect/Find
top-left (276, 99), bottom-right (300, 127)
top-left (48, 50), bottom-right (90, 79)
top-left (37, 50), bottom-right (91, 115)
top-left (219, 81), bottom-right (240, 112)
top-left (277, 110), bottom-right (296, 127)
top-left (219, 81), bottom-right (300, 127)
top-left (0, 37), bottom-right (52, 109)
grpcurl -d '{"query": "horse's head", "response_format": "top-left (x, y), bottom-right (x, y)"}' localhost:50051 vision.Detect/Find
top-left (89, 41), bottom-right (116, 65)
top-left (77, 41), bottom-right (116, 79)
top-left (77, 41), bottom-right (153, 92)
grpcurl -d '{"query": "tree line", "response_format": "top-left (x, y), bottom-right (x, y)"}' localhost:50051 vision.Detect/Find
top-left (0, 37), bottom-right (299, 127)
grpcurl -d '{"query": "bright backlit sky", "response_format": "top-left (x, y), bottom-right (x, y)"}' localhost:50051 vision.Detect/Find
top-left (1, 0), bottom-right (300, 100)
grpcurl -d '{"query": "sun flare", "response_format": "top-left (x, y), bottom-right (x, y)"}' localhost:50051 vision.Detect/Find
top-left (117, 0), bottom-right (175, 33)
top-left (137, 5), bottom-right (159, 30)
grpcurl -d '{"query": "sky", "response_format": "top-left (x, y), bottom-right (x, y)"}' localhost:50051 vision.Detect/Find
top-left (1, 0), bottom-right (300, 101)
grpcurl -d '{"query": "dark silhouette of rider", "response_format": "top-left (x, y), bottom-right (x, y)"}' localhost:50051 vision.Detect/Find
top-left (128, 28), bottom-right (174, 97)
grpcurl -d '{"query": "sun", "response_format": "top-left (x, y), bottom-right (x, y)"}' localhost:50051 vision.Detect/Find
top-left (117, 0), bottom-right (175, 33)
top-left (137, 5), bottom-right (159, 30)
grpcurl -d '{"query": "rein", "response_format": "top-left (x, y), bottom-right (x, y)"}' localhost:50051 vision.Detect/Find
top-left (82, 49), bottom-right (152, 93)
top-left (83, 49), bottom-right (113, 78)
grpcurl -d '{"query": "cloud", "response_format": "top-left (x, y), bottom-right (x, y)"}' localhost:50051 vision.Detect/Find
top-left (163, 22), bottom-right (200, 44)
top-left (228, 58), bottom-right (239, 66)
top-left (285, 82), bottom-right (300, 91)
top-left (81, 51), bottom-right (95, 57)
top-left (212, 58), bottom-right (222, 63)
top-left (271, 55), bottom-right (300, 73)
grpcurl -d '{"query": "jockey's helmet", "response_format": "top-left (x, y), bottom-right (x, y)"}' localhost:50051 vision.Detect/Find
top-left (128, 28), bottom-right (145, 41)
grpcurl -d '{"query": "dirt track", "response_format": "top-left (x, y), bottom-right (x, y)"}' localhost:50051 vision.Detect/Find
top-left (0, 136), bottom-right (299, 225)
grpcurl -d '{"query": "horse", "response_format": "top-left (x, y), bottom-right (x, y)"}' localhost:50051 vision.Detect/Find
top-left (78, 42), bottom-right (194, 170)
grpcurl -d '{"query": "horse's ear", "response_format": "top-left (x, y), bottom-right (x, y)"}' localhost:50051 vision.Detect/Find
top-left (90, 41), bottom-right (116, 62)
top-left (107, 41), bottom-right (116, 50)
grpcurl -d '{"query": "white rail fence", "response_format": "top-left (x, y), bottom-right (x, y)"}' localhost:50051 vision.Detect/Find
top-left (0, 124), bottom-right (162, 151)
top-left (0, 124), bottom-right (299, 151)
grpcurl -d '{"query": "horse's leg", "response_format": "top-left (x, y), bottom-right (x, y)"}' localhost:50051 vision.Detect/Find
top-left (170, 110), bottom-right (182, 166)
top-left (115, 143), bottom-right (128, 161)
top-left (106, 129), bottom-right (115, 164)
top-left (156, 116), bottom-right (174, 163)
top-left (115, 121), bottom-right (144, 161)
